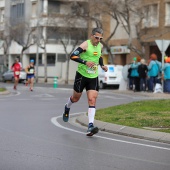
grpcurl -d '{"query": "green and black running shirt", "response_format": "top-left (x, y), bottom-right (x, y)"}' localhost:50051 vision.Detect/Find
top-left (77, 40), bottom-right (102, 78)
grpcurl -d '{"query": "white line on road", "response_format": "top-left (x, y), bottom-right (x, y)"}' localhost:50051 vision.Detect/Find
top-left (104, 96), bottom-right (124, 99)
top-left (51, 113), bottom-right (170, 151)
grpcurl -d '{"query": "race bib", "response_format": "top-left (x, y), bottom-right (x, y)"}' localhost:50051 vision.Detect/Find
top-left (29, 69), bottom-right (34, 74)
top-left (86, 65), bottom-right (98, 74)
top-left (15, 71), bottom-right (20, 75)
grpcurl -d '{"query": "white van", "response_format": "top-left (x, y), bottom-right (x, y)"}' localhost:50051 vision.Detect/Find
top-left (98, 65), bottom-right (123, 89)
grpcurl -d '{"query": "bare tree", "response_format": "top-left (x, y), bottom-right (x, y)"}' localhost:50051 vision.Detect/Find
top-left (114, 0), bottom-right (146, 57)
top-left (35, 25), bottom-right (48, 83)
top-left (9, 21), bottom-right (36, 63)
top-left (0, 20), bottom-right (13, 67)
top-left (0, 31), bottom-right (12, 67)
top-left (71, 0), bottom-right (146, 61)
top-left (69, 0), bottom-right (121, 63)
top-left (60, 28), bottom-right (87, 84)
top-left (47, 5), bottom-right (87, 84)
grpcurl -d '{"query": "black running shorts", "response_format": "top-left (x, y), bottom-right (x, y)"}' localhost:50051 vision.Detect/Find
top-left (73, 71), bottom-right (99, 93)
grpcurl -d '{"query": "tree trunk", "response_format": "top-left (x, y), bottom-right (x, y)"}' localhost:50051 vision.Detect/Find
top-left (44, 48), bottom-right (47, 83)
top-left (3, 54), bottom-right (8, 67)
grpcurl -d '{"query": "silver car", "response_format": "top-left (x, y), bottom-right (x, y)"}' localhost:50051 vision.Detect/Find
top-left (2, 69), bottom-right (27, 83)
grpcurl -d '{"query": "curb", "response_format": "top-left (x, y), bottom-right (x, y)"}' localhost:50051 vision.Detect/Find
top-left (76, 113), bottom-right (170, 144)
top-left (0, 90), bottom-right (10, 95)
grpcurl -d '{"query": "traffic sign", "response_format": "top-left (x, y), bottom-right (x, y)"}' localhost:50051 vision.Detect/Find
top-left (155, 39), bottom-right (170, 93)
top-left (155, 40), bottom-right (170, 52)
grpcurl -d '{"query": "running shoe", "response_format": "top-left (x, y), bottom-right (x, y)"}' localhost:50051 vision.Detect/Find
top-left (86, 123), bottom-right (99, 136)
top-left (63, 104), bottom-right (70, 122)
top-left (13, 85), bottom-right (16, 90)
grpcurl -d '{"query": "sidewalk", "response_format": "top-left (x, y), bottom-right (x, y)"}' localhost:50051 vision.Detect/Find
top-left (113, 89), bottom-right (170, 99)
top-left (76, 113), bottom-right (170, 144)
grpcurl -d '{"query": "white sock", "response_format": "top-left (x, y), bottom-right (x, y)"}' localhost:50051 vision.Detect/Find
top-left (66, 97), bottom-right (73, 108)
top-left (88, 107), bottom-right (95, 124)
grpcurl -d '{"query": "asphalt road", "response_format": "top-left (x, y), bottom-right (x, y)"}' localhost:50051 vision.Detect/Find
top-left (0, 83), bottom-right (170, 170)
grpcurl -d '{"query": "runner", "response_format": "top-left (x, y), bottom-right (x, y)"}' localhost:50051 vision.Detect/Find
top-left (62, 28), bottom-right (108, 136)
top-left (25, 59), bottom-right (35, 91)
top-left (11, 58), bottom-right (21, 90)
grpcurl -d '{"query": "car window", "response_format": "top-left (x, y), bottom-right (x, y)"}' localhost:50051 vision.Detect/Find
top-left (108, 66), bottom-right (114, 72)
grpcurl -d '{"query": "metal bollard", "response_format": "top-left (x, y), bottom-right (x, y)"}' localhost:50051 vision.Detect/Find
top-left (53, 76), bottom-right (58, 88)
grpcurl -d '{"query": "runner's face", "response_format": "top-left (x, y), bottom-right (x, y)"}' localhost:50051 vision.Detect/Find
top-left (91, 32), bottom-right (103, 46)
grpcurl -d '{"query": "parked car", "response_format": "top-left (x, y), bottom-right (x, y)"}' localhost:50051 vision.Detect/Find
top-left (98, 65), bottom-right (123, 89)
top-left (2, 69), bottom-right (27, 83)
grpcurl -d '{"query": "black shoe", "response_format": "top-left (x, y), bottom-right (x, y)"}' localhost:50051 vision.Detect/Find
top-left (63, 104), bottom-right (70, 122)
top-left (86, 123), bottom-right (99, 136)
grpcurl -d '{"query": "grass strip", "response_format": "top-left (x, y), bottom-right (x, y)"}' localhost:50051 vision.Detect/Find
top-left (0, 87), bottom-right (6, 92)
top-left (96, 99), bottom-right (170, 133)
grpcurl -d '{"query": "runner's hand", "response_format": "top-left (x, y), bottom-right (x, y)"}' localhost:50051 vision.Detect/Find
top-left (101, 65), bottom-right (108, 72)
top-left (86, 61), bottom-right (95, 68)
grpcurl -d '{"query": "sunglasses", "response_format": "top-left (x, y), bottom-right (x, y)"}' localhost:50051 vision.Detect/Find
top-left (93, 35), bottom-right (103, 41)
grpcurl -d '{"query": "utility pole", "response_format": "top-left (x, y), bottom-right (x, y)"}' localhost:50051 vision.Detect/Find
top-left (35, 25), bottom-right (39, 83)
top-left (35, 0), bottom-right (40, 83)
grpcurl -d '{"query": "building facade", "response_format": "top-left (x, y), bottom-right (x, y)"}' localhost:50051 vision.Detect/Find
top-left (109, 0), bottom-right (170, 64)
top-left (0, 0), bottom-right (170, 82)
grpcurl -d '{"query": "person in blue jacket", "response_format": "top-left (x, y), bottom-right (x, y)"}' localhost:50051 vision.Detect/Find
top-left (162, 57), bottom-right (170, 93)
top-left (130, 57), bottom-right (141, 92)
top-left (147, 53), bottom-right (161, 92)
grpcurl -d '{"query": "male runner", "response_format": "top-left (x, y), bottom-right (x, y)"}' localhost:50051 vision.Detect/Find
top-left (62, 28), bottom-right (108, 136)
top-left (11, 58), bottom-right (21, 90)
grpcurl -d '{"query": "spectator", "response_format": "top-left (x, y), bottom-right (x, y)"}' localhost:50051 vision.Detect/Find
top-left (127, 61), bottom-right (133, 90)
top-left (130, 57), bottom-right (141, 92)
top-left (162, 57), bottom-right (170, 93)
top-left (138, 59), bottom-right (148, 92)
top-left (147, 53), bottom-right (161, 92)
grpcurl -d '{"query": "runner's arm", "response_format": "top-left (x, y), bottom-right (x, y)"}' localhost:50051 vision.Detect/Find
top-left (25, 66), bottom-right (29, 74)
top-left (99, 57), bottom-right (104, 67)
top-left (99, 57), bottom-right (108, 72)
top-left (11, 63), bottom-right (15, 70)
top-left (99, 44), bottom-right (108, 72)
top-left (70, 41), bottom-right (88, 65)
top-left (70, 47), bottom-right (87, 65)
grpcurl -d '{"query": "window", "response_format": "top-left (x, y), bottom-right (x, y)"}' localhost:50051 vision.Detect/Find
top-left (48, 0), bottom-right (60, 15)
top-left (29, 54), bottom-right (43, 65)
top-left (10, 1), bottom-right (25, 24)
top-left (57, 54), bottom-right (66, 62)
top-left (50, 27), bottom-right (87, 45)
top-left (165, 2), bottom-right (170, 26)
top-left (47, 54), bottom-right (56, 65)
top-left (32, 2), bottom-right (37, 18)
top-left (142, 4), bottom-right (159, 28)
top-left (0, 55), bottom-right (3, 64)
top-left (0, 8), bottom-right (4, 23)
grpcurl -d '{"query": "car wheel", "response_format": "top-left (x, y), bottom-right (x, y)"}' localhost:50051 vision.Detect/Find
top-left (2, 76), bottom-right (6, 83)
top-left (12, 77), bottom-right (15, 83)
top-left (99, 81), bottom-right (106, 89)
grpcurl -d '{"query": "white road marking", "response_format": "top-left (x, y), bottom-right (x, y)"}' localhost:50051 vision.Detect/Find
top-left (32, 94), bottom-right (54, 98)
top-left (104, 96), bottom-right (124, 99)
top-left (51, 113), bottom-right (170, 151)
